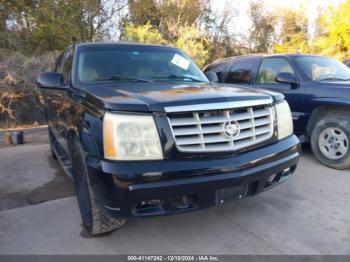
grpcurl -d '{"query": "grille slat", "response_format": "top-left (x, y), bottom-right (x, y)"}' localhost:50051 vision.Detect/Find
top-left (198, 116), bottom-right (228, 124)
top-left (252, 109), bottom-right (271, 118)
top-left (176, 137), bottom-right (203, 146)
top-left (173, 125), bottom-right (224, 136)
top-left (173, 127), bottom-right (201, 136)
top-left (203, 135), bottom-right (231, 144)
top-left (168, 103), bottom-right (274, 152)
top-left (255, 126), bottom-right (272, 136)
top-left (254, 118), bottom-right (271, 127)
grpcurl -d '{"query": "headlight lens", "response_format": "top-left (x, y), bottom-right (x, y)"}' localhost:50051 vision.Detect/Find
top-left (275, 100), bottom-right (293, 140)
top-left (103, 113), bottom-right (163, 160)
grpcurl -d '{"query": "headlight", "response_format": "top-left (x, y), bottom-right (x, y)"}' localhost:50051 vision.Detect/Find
top-left (275, 100), bottom-right (293, 140)
top-left (103, 113), bottom-right (163, 160)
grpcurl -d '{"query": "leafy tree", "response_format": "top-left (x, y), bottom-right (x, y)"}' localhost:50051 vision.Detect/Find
top-left (175, 25), bottom-right (209, 67)
top-left (122, 23), bottom-right (208, 67)
top-left (122, 22), bottom-right (166, 44)
top-left (121, 0), bottom-right (210, 66)
top-left (1, 0), bottom-right (126, 54)
top-left (121, 0), bottom-right (209, 42)
top-left (28, 1), bottom-right (85, 52)
top-left (128, 0), bottom-right (160, 27)
top-left (0, 0), bottom-right (37, 51)
top-left (311, 0), bottom-right (350, 59)
top-left (158, 0), bottom-right (209, 41)
top-left (272, 8), bottom-right (309, 53)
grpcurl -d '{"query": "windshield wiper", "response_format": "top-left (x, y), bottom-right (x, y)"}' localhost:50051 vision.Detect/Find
top-left (170, 74), bottom-right (204, 82)
top-left (317, 77), bottom-right (350, 81)
top-left (155, 74), bottom-right (204, 82)
top-left (94, 75), bottom-right (152, 83)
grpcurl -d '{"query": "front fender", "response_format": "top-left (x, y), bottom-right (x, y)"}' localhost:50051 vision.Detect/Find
top-left (306, 98), bottom-right (350, 135)
top-left (79, 112), bottom-right (103, 159)
top-left (311, 97), bottom-right (350, 108)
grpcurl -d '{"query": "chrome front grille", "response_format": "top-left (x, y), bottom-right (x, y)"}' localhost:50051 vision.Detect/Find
top-left (167, 104), bottom-right (274, 152)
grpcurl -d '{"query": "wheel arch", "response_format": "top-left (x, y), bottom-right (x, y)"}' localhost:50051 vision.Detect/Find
top-left (67, 124), bottom-right (100, 159)
top-left (306, 104), bottom-right (350, 136)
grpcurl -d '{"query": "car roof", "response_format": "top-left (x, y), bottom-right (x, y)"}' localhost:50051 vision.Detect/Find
top-left (224, 53), bottom-right (334, 60)
top-left (75, 41), bottom-right (177, 50)
top-left (205, 53), bottom-right (337, 69)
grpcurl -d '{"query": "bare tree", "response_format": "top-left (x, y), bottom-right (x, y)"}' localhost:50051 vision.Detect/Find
top-left (248, 0), bottom-right (276, 53)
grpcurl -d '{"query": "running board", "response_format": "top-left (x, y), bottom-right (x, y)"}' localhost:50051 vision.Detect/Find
top-left (51, 139), bottom-right (74, 180)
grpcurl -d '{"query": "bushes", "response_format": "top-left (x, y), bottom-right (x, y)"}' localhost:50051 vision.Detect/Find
top-left (0, 51), bottom-right (57, 129)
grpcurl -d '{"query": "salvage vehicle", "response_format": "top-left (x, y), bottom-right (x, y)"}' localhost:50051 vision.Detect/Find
top-left (205, 54), bottom-right (350, 169)
top-left (37, 43), bottom-right (300, 235)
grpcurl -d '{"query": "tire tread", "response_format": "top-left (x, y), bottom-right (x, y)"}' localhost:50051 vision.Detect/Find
top-left (72, 139), bottom-right (127, 235)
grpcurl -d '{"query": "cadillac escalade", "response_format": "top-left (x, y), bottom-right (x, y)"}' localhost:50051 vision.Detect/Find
top-left (37, 42), bottom-right (300, 235)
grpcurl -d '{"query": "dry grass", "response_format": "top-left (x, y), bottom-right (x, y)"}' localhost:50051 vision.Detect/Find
top-left (0, 51), bottom-right (58, 128)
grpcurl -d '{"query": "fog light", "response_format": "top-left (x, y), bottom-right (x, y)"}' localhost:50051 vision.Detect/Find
top-left (139, 199), bottom-right (162, 208)
top-left (282, 167), bottom-right (291, 174)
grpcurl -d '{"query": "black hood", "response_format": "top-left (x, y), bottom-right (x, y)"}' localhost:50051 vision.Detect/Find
top-left (82, 82), bottom-right (283, 112)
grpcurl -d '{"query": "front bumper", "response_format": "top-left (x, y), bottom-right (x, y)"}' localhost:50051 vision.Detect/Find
top-left (86, 135), bottom-right (300, 219)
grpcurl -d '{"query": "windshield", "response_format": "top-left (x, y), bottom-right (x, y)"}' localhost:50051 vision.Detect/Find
top-left (76, 44), bottom-right (208, 84)
top-left (294, 56), bottom-right (350, 81)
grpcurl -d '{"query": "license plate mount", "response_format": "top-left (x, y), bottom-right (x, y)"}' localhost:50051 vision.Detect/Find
top-left (215, 185), bottom-right (247, 205)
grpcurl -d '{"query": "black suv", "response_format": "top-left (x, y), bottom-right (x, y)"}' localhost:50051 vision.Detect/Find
top-left (205, 54), bottom-right (350, 169)
top-left (37, 43), bottom-right (300, 235)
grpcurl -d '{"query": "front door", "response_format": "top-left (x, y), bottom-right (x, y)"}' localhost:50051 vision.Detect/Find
top-left (253, 57), bottom-right (306, 135)
top-left (50, 47), bottom-right (74, 153)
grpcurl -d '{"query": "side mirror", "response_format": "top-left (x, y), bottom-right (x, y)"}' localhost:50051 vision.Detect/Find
top-left (276, 72), bottom-right (299, 88)
top-left (37, 72), bottom-right (66, 90)
top-left (205, 71), bottom-right (218, 83)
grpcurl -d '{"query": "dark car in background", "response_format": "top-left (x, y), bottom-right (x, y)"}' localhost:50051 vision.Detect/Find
top-left (37, 43), bottom-right (300, 235)
top-left (204, 54), bottom-right (350, 169)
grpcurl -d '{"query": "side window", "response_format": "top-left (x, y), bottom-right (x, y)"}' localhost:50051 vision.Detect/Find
top-left (257, 58), bottom-right (295, 84)
top-left (206, 62), bottom-right (230, 80)
top-left (62, 49), bottom-right (73, 84)
top-left (55, 53), bottom-right (64, 74)
top-left (56, 48), bottom-right (73, 84)
top-left (225, 59), bottom-right (256, 84)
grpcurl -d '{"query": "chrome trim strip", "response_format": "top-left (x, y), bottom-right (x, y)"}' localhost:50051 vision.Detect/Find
top-left (164, 98), bottom-right (273, 113)
top-left (292, 112), bottom-right (304, 120)
top-left (103, 205), bottom-right (121, 211)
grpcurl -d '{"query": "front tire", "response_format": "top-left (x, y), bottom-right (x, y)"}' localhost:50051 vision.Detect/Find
top-left (311, 114), bottom-right (350, 169)
top-left (71, 139), bottom-right (127, 235)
